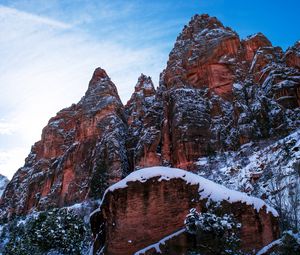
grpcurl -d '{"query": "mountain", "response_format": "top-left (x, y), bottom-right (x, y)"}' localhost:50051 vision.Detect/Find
top-left (0, 68), bottom-right (129, 218)
top-left (0, 13), bottom-right (299, 254)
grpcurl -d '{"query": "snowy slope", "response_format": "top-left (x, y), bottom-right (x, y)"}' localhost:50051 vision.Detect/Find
top-left (197, 128), bottom-right (300, 229)
top-left (0, 174), bottom-right (9, 197)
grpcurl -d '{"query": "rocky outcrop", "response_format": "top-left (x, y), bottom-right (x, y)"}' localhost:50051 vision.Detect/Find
top-left (131, 14), bottom-right (300, 169)
top-left (163, 14), bottom-right (240, 97)
top-left (90, 167), bottom-right (279, 255)
top-left (0, 68), bottom-right (129, 219)
top-left (284, 41), bottom-right (300, 70)
top-left (125, 74), bottom-right (162, 169)
top-left (242, 33), bottom-right (272, 62)
top-left (1, 14), bottom-right (299, 220)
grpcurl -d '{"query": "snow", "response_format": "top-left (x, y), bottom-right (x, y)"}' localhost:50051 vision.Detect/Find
top-left (0, 175), bottom-right (9, 197)
top-left (256, 231), bottom-right (300, 255)
top-left (256, 239), bottom-right (282, 255)
top-left (246, 33), bottom-right (264, 40)
top-left (89, 208), bottom-right (100, 218)
top-left (134, 228), bottom-right (185, 255)
top-left (102, 166), bottom-right (278, 216)
top-left (196, 157), bottom-right (208, 166)
top-left (233, 83), bottom-right (243, 90)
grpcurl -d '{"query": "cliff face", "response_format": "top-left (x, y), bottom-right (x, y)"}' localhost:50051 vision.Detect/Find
top-left (0, 14), bottom-right (299, 220)
top-left (0, 68), bottom-right (129, 218)
top-left (90, 167), bottom-right (279, 255)
top-left (134, 14), bottom-right (300, 169)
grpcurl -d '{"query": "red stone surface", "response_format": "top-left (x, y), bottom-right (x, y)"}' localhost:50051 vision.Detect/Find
top-left (91, 175), bottom-right (279, 255)
top-left (0, 68), bottom-right (129, 218)
top-left (1, 14), bottom-right (299, 220)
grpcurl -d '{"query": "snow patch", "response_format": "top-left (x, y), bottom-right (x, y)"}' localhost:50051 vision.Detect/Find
top-left (256, 239), bottom-right (282, 255)
top-left (134, 228), bottom-right (185, 255)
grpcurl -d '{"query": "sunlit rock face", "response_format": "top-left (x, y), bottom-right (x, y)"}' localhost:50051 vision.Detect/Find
top-left (284, 41), bottom-right (300, 70)
top-left (162, 14), bottom-right (239, 98)
top-left (138, 14), bottom-right (300, 169)
top-left (90, 167), bottom-right (279, 255)
top-left (0, 14), bottom-right (299, 219)
top-left (0, 68), bottom-right (129, 218)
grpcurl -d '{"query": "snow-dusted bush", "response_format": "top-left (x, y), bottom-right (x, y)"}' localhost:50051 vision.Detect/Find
top-left (0, 208), bottom-right (90, 255)
top-left (185, 206), bottom-right (243, 255)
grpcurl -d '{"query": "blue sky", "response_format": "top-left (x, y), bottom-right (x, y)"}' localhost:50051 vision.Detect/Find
top-left (0, 0), bottom-right (299, 178)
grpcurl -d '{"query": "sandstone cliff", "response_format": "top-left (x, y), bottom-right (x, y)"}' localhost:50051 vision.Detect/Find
top-left (136, 14), bottom-right (300, 169)
top-left (0, 14), bottom-right (299, 223)
top-left (0, 68), bottom-right (129, 218)
top-left (90, 167), bottom-right (279, 255)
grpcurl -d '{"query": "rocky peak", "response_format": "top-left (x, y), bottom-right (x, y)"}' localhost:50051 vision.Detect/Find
top-left (242, 33), bottom-right (272, 61)
top-left (179, 14), bottom-right (233, 41)
top-left (125, 75), bottom-right (160, 170)
top-left (133, 74), bottom-right (155, 96)
top-left (126, 74), bottom-right (155, 110)
top-left (90, 67), bottom-right (108, 82)
top-left (284, 41), bottom-right (300, 69)
top-left (163, 14), bottom-right (239, 97)
top-left (79, 67), bottom-right (123, 114)
top-left (0, 68), bottom-right (128, 219)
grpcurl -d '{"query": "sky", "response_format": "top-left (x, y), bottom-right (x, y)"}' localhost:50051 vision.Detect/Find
top-left (0, 0), bottom-right (299, 179)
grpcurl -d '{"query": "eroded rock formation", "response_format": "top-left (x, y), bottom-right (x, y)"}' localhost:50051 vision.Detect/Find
top-left (133, 14), bottom-right (300, 168)
top-left (90, 167), bottom-right (279, 255)
top-left (0, 14), bottom-right (299, 221)
top-left (0, 68), bottom-right (129, 218)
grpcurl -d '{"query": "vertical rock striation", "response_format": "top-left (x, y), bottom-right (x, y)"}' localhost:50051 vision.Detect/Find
top-left (0, 14), bottom-right (299, 221)
top-left (0, 68), bottom-right (129, 218)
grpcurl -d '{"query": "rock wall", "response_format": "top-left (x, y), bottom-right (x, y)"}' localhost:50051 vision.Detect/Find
top-left (131, 14), bottom-right (300, 169)
top-left (90, 167), bottom-right (279, 255)
top-left (1, 14), bottom-right (299, 220)
top-left (0, 68), bottom-right (129, 218)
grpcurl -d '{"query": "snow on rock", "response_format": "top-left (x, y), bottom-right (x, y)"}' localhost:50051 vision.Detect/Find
top-left (0, 67), bottom-right (129, 219)
top-left (256, 231), bottom-right (300, 255)
top-left (103, 166), bottom-right (278, 216)
top-left (0, 174), bottom-right (9, 197)
top-left (256, 239), bottom-right (282, 255)
top-left (197, 128), bottom-right (300, 230)
top-left (134, 228), bottom-right (185, 255)
top-left (91, 166), bottom-right (279, 255)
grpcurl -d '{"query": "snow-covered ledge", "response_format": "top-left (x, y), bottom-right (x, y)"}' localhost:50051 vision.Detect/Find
top-left (91, 166), bottom-right (279, 255)
top-left (102, 166), bottom-right (278, 216)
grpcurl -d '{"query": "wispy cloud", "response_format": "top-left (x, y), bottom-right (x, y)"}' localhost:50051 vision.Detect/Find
top-left (0, 5), bottom-right (71, 29)
top-left (0, 3), bottom-right (169, 178)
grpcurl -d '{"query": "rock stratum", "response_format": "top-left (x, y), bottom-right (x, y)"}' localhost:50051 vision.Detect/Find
top-left (0, 13), bottom-right (299, 254)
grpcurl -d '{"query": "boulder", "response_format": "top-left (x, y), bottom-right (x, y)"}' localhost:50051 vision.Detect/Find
top-left (90, 167), bottom-right (279, 255)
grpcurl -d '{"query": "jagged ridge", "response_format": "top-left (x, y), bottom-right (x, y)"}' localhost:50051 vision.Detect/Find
top-left (0, 14), bottom-right (299, 220)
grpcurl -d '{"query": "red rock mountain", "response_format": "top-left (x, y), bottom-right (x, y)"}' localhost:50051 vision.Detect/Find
top-left (0, 14), bottom-right (299, 219)
top-left (0, 68), bottom-right (129, 218)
